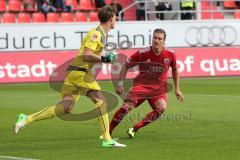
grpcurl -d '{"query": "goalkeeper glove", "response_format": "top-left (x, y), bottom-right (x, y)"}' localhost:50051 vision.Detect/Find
top-left (101, 51), bottom-right (118, 63)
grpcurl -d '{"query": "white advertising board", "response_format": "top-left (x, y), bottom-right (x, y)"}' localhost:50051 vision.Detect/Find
top-left (0, 20), bottom-right (239, 52)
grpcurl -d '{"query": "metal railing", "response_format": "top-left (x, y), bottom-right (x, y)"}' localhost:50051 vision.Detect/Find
top-left (118, 0), bottom-right (240, 21)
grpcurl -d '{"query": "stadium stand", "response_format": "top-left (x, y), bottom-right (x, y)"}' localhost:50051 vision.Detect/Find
top-left (234, 11), bottom-right (240, 18)
top-left (79, 0), bottom-right (95, 11)
top-left (223, 0), bottom-right (236, 9)
top-left (201, 3), bottom-right (225, 19)
top-left (89, 11), bottom-right (98, 21)
top-left (61, 12), bottom-right (74, 22)
top-left (0, 0), bottom-right (6, 12)
top-left (1, 0), bottom-right (240, 23)
top-left (23, 0), bottom-right (37, 12)
top-left (47, 12), bottom-right (60, 23)
top-left (105, 0), bottom-right (112, 5)
top-left (32, 12), bottom-right (46, 23)
top-left (65, 0), bottom-right (79, 11)
top-left (18, 12), bottom-right (31, 23)
top-left (75, 11), bottom-right (87, 22)
top-left (120, 0), bottom-right (136, 20)
top-left (8, 0), bottom-right (22, 12)
top-left (2, 12), bottom-right (16, 23)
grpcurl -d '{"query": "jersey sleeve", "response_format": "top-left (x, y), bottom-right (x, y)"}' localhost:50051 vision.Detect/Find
top-left (170, 52), bottom-right (177, 69)
top-left (126, 51), bottom-right (141, 68)
top-left (84, 30), bottom-right (101, 51)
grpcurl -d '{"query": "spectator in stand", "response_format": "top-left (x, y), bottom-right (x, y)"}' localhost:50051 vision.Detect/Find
top-left (38, 0), bottom-right (43, 11)
top-left (155, 2), bottom-right (172, 20)
top-left (23, 0), bottom-right (36, 11)
top-left (180, 0), bottom-right (195, 20)
top-left (216, 1), bottom-right (222, 7)
top-left (94, 0), bottom-right (106, 10)
top-left (53, 0), bottom-right (72, 12)
top-left (39, 0), bottom-right (57, 14)
top-left (110, 0), bottom-right (124, 21)
top-left (236, 0), bottom-right (240, 8)
top-left (135, 0), bottom-right (146, 20)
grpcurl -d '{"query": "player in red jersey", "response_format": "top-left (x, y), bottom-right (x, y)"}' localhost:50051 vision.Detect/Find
top-left (109, 28), bottom-right (184, 138)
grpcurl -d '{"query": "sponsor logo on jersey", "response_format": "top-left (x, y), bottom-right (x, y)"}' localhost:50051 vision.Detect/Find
top-left (164, 58), bottom-right (169, 64)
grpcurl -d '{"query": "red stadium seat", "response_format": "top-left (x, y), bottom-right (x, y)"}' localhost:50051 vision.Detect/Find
top-left (213, 12), bottom-right (225, 19)
top-left (0, 0), bottom-right (6, 12)
top-left (18, 12), bottom-right (31, 23)
top-left (9, 0), bottom-right (22, 12)
top-left (201, 13), bottom-right (211, 19)
top-left (234, 12), bottom-right (240, 19)
top-left (65, 0), bottom-right (79, 11)
top-left (201, 5), bottom-right (212, 19)
top-left (89, 11), bottom-right (98, 21)
top-left (201, 5), bottom-right (224, 19)
top-left (105, 0), bottom-right (112, 5)
top-left (75, 12), bottom-right (87, 22)
top-left (201, 1), bottom-right (211, 7)
top-left (61, 12), bottom-right (74, 22)
top-left (47, 12), bottom-right (60, 23)
top-left (2, 13), bottom-right (16, 23)
top-left (79, 0), bottom-right (95, 10)
top-left (32, 12), bottom-right (46, 23)
top-left (223, 0), bottom-right (236, 9)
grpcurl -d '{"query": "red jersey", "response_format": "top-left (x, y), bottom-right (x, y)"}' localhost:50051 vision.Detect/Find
top-left (126, 46), bottom-right (177, 96)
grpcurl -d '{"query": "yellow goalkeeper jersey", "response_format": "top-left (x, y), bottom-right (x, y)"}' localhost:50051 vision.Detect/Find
top-left (71, 25), bottom-right (107, 71)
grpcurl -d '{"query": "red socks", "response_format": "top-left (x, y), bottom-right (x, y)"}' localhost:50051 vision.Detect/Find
top-left (133, 110), bottom-right (160, 132)
top-left (109, 106), bottom-right (131, 135)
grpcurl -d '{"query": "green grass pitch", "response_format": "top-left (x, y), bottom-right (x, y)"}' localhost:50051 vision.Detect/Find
top-left (0, 77), bottom-right (240, 160)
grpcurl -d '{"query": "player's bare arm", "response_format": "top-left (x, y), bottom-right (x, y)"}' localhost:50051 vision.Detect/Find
top-left (116, 63), bottom-right (130, 95)
top-left (82, 47), bottom-right (102, 63)
top-left (172, 67), bottom-right (184, 102)
top-left (83, 47), bottom-right (117, 64)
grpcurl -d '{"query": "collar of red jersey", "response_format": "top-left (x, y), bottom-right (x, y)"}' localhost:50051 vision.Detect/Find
top-left (151, 46), bottom-right (165, 55)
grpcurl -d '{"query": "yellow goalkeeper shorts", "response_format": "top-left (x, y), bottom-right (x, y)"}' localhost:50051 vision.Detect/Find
top-left (61, 70), bottom-right (101, 101)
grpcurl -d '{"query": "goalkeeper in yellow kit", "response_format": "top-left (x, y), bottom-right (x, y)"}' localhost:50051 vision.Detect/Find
top-left (14, 6), bottom-right (126, 148)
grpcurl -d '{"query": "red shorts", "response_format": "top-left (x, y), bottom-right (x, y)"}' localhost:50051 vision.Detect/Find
top-left (124, 85), bottom-right (168, 109)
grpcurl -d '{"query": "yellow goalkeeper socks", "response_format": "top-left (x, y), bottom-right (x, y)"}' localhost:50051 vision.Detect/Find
top-left (26, 104), bottom-right (66, 124)
top-left (96, 100), bottom-right (112, 142)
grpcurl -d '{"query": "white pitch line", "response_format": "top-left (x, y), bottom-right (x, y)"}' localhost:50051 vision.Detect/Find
top-left (188, 94), bottom-right (240, 98)
top-left (0, 94), bottom-right (56, 98)
top-left (0, 155), bottom-right (40, 160)
top-left (168, 93), bottom-right (240, 98)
